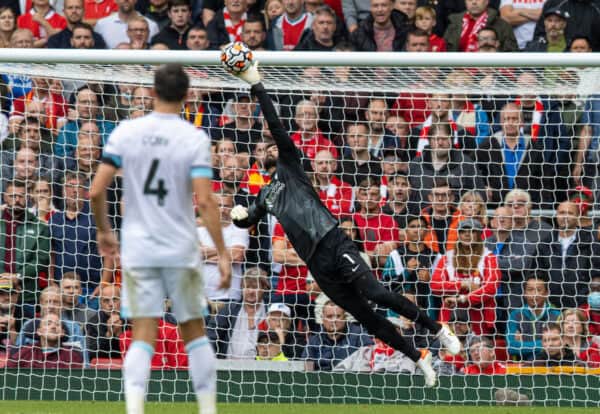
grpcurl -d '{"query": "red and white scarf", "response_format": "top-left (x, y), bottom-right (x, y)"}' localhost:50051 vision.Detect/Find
top-left (223, 7), bottom-right (246, 43)
top-left (514, 98), bottom-right (544, 143)
top-left (460, 11), bottom-right (488, 52)
top-left (416, 101), bottom-right (477, 156)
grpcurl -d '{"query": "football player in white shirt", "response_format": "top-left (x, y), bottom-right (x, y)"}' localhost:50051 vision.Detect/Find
top-left (90, 64), bottom-right (231, 414)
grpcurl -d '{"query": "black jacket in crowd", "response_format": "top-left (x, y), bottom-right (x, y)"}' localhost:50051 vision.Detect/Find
top-left (47, 28), bottom-right (107, 49)
top-left (151, 25), bottom-right (191, 50)
top-left (534, 0), bottom-right (600, 51)
top-left (351, 10), bottom-right (410, 52)
top-left (233, 83), bottom-right (338, 262)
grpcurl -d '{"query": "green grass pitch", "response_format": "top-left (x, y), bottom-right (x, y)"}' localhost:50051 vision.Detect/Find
top-left (0, 402), bottom-right (597, 414)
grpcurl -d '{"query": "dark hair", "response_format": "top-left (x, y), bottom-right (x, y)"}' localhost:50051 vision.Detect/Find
top-left (188, 24), bottom-right (207, 33)
top-left (543, 322), bottom-right (562, 334)
top-left (4, 179), bottom-right (27, 192)
top-left (257, 331), bottom-right (281, 344)
top-left (399, 214), bottom-right (427, 229)
top-left (357, 176), bottom-right (381, 189)
top-left (524, 271), bottom-right (549, 288)
top-left (432, 177), bottom-right (450, 189)
top-left (244, 15), bottom-right (266, 30)
top-left (407, 28), bottom-right (429, 40)
top-left (428, 121), bottom-right (452, 139)
top-left (568, 34), bottom-right (593, 51)
top-left (71, 22), bottom-right (94, 35)
top-left (168, 0), bottom-right (190, 10)
top-left (62, 171), bottom-right (88, 186)
top-left (477, 26), bottom-right (498, 40)
top-left (334, 40), bottom-right (355, 51)
top-left (154, 63), bottom-right (189, 103)
top-left (338, 215), bottom-right (365, 252)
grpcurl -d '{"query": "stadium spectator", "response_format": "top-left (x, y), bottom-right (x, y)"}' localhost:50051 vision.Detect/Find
top-left (150, 0), bottom-right (191, 49)
top-left (30, 177), bottom-right (56, 223)
top-left (0, 7), bottom-right (16, 48)
top-left (212, 92), bottom-right (261, 155)
top-left (381, 173), bottom-right (419, 226)
top-left (198, 191), bottom-right (249, 314)
top-left (385, 114), bottom-right (417, 167)
top-left (303, 300), bottom-right (373, 371)
top-left (444, 190), bottom-right (489, 253)
top-left (414, 6), bottom-right (446, 51)
top-left (182, 87), bottom-right (219, 130)
top-left (463, 336), bottom-right (506, 374)
top-left (506, 273), bottom-right (561, 360)
top-left (360, 98), bottom-right (400, 159)
top-left (207, 0), bottom-right (249, 50)
top-left (339, 122), bottom-right (382, 187)
top-left (382, 214), bottom-right (438, 317)
top-left (125, 15), bottom-right (151, 49)
top-left (351, 0), bottom-right (409, 51)
top-left (60, 272), bottom-right (93, 329)
top-left (8, 28), bottom-right (34, 53)
top-left (341, 0), bottom-right (370, 33)
top-left (17, 0), bottom-right (67, 48)
top-left (255, 330), bottom-right (288, 361)
top-left (352, 176), bottom-right (399, 269)
top-left (258, 302), bottom-right (306, 359)
top-left (130, 86), bottom-right (153, 111)
top-left (1, 179), bottom-right (50, 317)
top-left (403, 27), bottom-right (429, 51)
top-left (290, 99), bottom-right (337, 160)
top-left (474, 103), bottom-right (547, 206)
top-left (47, 0), bottom-right (107, 49)
top-left (0, 276), bottom-right (22, 352)
top-left (271, 222), bottom-right (311, 322)
top-left (207, 267), bottom-right (269, 359)
top-left (120, 317), bottom-right (188, 368)
top-left (568, 34), bottom-right (592, 53)
top-left (499, 0), bottom-right (545, 49)
top-left (15, 286), bottom-right (87, 357)
top-left (430, 218), bottom-right (500, 336)
top-left (144, 0), bottom-right (170, 29)
top-left (215, 156), bottom-right (247, 202)
top-left (95, 0), bottom-right (159, 49)
top-left (8, 312), bottom-right (84, 368)
top-left (295, 4), bottom-right (336, 50)
top-left (267, 0), bottom-right (313, 50)
top-left (532, 322), bottom-right (577, 366)
top-left (534, 0), bottom-right (600, 52)
top-left (263, 0), bottom-right (284, 29)
top-left (12, 117), bottom-right (56, 176)
top-left (1, 147), bottom-right (42, 184)
top-left (437, 308), bottom-right (474, 374)
top-left (48, 172), bottom-right (103, 297)
top-left (395, 0), bottom-right (416, 21)
top-left (59, 121), bottom-right (101, 174)
top-left (83, 0), bottom-right (118, 26)
top-left (580, 275), bottom-right (600, 337)
top-left (524, 7), bottom-right (568, 52)
top-left (241, 16), bottom-right (267, 49)
top-left (86, 284), bottom-right (124, 359)
top-left (11, 76), bottom-right (67, 134)
top-left (185, 24), bottom-right (210, 49)
top-left (444, 0), bottom-right (517, 52)
top-left (560, 308), bottom-right (592, 361)
top-left (332, 316), bottom-right (417, 373)
top-left (417, 178), bottom-right (457, 255)
top-left (537, 201), bottom-right (600, 310)
top-left (311, 149), bottom-right (353, 218)
top-left (476, 26), bottom-right (500, 51)
top-left (409, 121), bottom-right (483, 206)
top-left (55, 87), bottom-right (116, 158)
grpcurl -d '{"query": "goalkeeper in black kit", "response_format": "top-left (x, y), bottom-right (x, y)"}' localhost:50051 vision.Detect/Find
top-left (227, 62), bottom-right (460, 387)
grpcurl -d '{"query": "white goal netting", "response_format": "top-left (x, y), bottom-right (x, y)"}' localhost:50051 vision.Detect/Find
top-left (0, 52), bottom-right (600, 406)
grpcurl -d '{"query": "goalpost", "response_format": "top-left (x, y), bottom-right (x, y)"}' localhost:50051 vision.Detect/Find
top-left (0, 50), bottom-right (600, 407)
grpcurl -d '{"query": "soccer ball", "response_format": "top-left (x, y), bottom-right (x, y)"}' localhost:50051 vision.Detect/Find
top-left (221, 42), bottom-right (253, 74)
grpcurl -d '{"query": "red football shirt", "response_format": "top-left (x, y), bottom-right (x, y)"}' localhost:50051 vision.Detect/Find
top-left (352, 212), bottom-right (399, 253)
top-left (273, 223), bottom-right (308, 295)
top-left (17, 9), bottom-right (67, 39)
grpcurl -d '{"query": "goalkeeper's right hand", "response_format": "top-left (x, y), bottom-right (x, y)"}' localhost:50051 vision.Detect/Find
top-left (230, 205), bottom-right (249, 221)
top-left (235, 61), bottom-right (261, 86)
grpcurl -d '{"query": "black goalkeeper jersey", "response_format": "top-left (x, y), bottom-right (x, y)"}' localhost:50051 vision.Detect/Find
top-left (232, 83), bottom-right (338, 261)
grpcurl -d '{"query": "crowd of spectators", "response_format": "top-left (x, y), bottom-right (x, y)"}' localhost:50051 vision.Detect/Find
top-left (0, 0), bottom-right (600, 375)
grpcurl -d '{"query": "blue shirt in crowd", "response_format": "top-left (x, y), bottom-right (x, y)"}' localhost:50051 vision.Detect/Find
top-left (503, 135), bottom-right (526, 190)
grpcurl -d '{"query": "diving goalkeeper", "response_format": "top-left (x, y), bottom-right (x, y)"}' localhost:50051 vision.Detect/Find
top-left (227, 62), bottom-right (460, 387)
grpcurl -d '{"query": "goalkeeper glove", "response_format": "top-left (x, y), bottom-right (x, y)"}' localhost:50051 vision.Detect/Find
top-left (230, 205), bottom-right (249, 221)
top-left (235, 61), bottom-right (261, 86)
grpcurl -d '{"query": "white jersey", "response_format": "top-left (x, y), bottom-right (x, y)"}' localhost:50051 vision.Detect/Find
top-left (103, 112), bottom-right (212, 268)
top-left (500, 0), bottom-right (546, 49)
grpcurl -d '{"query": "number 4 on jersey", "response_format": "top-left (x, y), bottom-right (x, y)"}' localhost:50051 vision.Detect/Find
top-left (144, 159), bottom-right (168, 206)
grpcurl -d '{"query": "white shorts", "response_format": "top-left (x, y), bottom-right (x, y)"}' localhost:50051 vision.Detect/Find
top-left (121, 267), bottom-right (207, 323)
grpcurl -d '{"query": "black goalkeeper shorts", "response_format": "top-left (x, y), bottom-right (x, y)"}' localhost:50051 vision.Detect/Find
top-left (307, 227), bottom-right (372, 286)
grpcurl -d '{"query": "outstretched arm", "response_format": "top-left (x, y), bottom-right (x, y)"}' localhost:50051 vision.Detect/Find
top-left (229, 62), bottom-right (299, 162)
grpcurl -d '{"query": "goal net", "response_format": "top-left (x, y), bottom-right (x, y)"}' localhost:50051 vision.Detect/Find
top-left (1, 50), bottom-right (600, 407)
